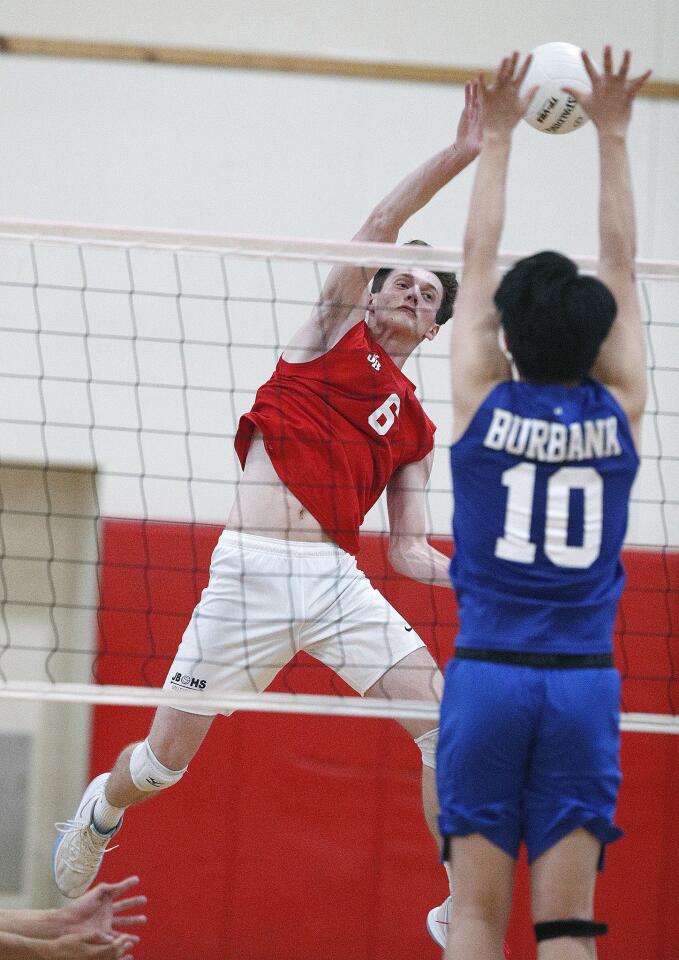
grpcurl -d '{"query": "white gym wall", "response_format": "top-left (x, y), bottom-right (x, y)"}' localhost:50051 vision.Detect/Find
top-left (0, 0), bottom-right (677, 257)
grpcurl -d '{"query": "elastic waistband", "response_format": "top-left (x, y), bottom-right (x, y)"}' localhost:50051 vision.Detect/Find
top-left (218, 529), bottom-right (347, 558)
top-left (455, 647), bottom-right (614, 669)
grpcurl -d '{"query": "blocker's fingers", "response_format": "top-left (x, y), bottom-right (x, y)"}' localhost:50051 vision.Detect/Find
top-left (618, 49), bottom-right (631, 78)
top-left (561, 85), bottom-right (584, 103)
top-left (603, 45), bottom-right (613, 75)
top-left (515, 53), bottom-right (533, 88)
top-left (508, 51), bottom-right (519, 78)
top-left (580, 50), bottom-right (598, 83)
top-left (519, 85), bottom-right (539, 113)
top-left (496, 57), bottom-right (510, 83)
top-left (502, 54), bottom-right (518, 81)
top-left (464, 80), bottom-right (471, 108)
top-left (629, 69), bottom-right (653, 93)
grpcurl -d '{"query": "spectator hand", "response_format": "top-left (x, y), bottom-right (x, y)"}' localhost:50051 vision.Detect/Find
top-left (59, 877), bottom-right (147, 939)
top-left (45, 931), bottom-right (140, 959)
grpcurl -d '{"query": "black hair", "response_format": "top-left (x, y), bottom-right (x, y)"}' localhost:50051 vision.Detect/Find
top-left (371, 240), bottom-right (458, 325)
top-left (495, 251), bottom-right (617, 384)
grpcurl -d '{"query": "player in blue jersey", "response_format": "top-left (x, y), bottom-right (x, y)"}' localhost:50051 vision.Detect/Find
top-left (430, 49), bottom-right (652, 959)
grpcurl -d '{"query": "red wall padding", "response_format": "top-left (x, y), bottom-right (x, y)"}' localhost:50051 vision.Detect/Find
top-left (90, 521), bottom-right (679, 959)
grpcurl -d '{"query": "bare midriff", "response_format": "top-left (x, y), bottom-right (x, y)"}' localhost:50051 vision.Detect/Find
top-left (225, 429), bottom-right (334, 542)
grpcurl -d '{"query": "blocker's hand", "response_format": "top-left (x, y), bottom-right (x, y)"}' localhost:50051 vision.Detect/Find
top-left (59, 877), bottom-right (147, 939)
top-left (563, 46), bottom-right (652, 137)
top-left (478, 52), bottom-right (537, 135)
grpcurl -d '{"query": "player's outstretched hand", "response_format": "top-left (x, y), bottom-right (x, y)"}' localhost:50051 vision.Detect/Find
top-left (59, 876), bottom-right (147, 938)
top-left (454, 79), bottom-right (483, 159)
top-left (45, 931), bottom-right (140, 959)
top-left (563, 46), bottom-right (652, 137)
top-left (478, 52), bottom-right (536, 135)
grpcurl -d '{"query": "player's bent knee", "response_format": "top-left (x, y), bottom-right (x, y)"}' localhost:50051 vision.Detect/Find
top-left (534, 919), bottom-right (608, 943)
top-left (130, 738), bottom-right (188, 792)
top-left (414, 726), bottom-right (438, 769)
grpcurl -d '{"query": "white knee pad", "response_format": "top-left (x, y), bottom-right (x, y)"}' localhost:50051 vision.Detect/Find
top-left (414, 726), bottom-right (439, 770)
top-left (129, 739), bottom-right (188, 792)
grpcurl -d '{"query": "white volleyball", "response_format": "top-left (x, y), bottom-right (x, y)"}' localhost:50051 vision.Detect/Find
top-left (521, 42), bottom-right (594, 135)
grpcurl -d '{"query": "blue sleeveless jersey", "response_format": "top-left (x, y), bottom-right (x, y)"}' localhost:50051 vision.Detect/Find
top-left (450, 379), bottom-right (639, 655)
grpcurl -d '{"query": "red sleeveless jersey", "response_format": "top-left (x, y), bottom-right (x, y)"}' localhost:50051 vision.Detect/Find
top-left (234, 321), bottom-right (436, 555)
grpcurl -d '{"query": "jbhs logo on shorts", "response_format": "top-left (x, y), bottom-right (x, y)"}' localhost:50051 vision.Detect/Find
top-left (171, 672), bottom-right (207, 690)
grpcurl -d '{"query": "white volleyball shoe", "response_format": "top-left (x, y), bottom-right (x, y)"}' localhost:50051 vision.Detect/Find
top-left (52, 772), bottom-right (122, 898)
top-left (426, 895), bottom-right (452, 948)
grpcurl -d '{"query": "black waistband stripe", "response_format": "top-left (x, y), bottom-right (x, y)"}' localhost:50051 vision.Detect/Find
top-left (455, 648), bottom-right (614, 669)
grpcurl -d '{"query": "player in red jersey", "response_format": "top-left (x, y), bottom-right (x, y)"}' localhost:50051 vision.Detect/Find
top-left (53, 86), bottom-right (482, 921)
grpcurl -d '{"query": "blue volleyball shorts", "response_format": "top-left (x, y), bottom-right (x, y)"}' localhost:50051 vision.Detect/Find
top-left (436, 658), bottom-right (623, 865)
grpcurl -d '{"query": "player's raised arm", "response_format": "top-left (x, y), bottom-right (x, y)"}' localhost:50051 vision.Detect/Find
top-left (564, 47), bottom-right (651, 441)
top-left (283, 86), bottom-right (482, 362)
top-left (450, 55), bottom-right (536, 442)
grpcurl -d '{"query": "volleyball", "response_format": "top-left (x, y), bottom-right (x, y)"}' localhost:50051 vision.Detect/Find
top-left (520, 42), bottom-right (593, 135)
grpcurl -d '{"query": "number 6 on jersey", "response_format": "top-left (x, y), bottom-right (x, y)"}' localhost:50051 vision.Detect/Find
top-left (368, 393), bottom-right (401, 436)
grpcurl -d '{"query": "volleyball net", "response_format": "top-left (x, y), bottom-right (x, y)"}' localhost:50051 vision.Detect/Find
top-left (0, 221), bottom-right (677, 733)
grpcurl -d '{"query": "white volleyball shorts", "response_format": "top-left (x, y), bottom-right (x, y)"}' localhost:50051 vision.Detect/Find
top-left (163, 530), bottom-right (426, 715)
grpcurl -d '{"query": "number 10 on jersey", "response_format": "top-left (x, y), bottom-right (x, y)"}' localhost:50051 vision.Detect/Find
top-left (495, 463), bottom-right (603, 569)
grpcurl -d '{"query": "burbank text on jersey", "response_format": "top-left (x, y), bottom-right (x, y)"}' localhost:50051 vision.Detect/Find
top-left (484, 408), bottom-right (622, 462)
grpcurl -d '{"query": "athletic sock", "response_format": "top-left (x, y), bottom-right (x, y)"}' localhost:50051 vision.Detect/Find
top-left (92, 792), bottom-right (125, 833)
